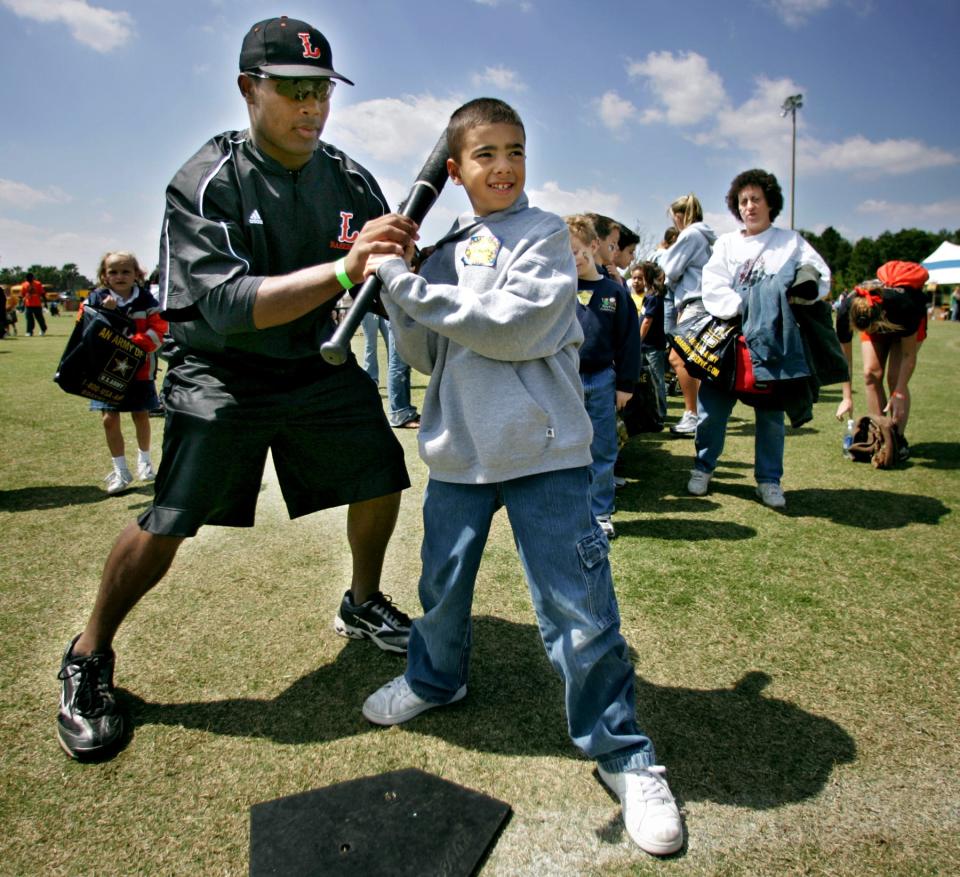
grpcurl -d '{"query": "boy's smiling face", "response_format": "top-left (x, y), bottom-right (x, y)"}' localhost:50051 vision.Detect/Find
top-left (447, 122), bottom-right (526, 217)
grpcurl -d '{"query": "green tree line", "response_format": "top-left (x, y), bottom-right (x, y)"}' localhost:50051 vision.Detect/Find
top-left (799, 227), bottom-right (960, 293)
top-left (0, 263), bottom-right (93, 291)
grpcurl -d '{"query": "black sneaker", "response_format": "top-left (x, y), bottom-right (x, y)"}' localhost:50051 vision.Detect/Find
top-left (897, 434), bottom-right (910, 463)
top-left (57, 636), bottom-right (125, 759)
top-left (334, 591), bottom-right (411, 654)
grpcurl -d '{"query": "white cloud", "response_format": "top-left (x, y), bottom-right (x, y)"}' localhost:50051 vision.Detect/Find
top-left (595, 91), bottom-right (637, 134)
top-left (0, 179), bottom-right (72, 208)
top-left (0, 216), bottom-right (121, 276)
top-left (711, 75), bottom-right (803, 150)
top-left (703, 209), bottom-right (741, 237)
top-left (328, 94), bottom-right (460, 164)
top-left (471, 66), bottom-right (527, 93)
top-left (766, 0), bottom-right (833, 27)
top-left (803, 136), bottom-right (957, 175)
top-left (856, 198), bottom-right (960, 221)
top-left (472, 0), bottom-right (533, 8)
top-left (627, 54), bottom-right (957, 180)
top-left (527, 181), bottom-right (622, 218)
top-left (627, 51), bottom-right (728, 126)
top-left (1, 0), bottom-right (135, 52)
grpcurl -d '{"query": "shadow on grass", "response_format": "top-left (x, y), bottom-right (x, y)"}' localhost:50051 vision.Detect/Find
top-left (614, 517), bottom-right (756, 541)
top-left (635, 669), bottom-right (855, 809)
top-left (907, 441), bottom-right (960, 470)
top-left (0, 483), bottom-right (152, 511)
top-left (121, 616), bottom-right (855, 810)
top-left (707, 482), bottom-right (949, 528)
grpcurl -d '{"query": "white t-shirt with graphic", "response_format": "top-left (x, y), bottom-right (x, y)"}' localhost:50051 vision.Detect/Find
top-left (701, 226), bottom-right (831, 320)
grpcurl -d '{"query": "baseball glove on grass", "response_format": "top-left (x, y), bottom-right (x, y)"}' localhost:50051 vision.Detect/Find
top-left (849, 414), bottom-right (901, 469)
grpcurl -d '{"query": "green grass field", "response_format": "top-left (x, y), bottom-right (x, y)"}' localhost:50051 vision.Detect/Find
top-left (1, 315), bottom-right (958, 876)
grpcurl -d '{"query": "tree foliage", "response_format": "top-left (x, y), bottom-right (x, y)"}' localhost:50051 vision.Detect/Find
top-left (800, 227), bottom-right (960, 293)
top-left (0, 263), bottom-right (93, 291)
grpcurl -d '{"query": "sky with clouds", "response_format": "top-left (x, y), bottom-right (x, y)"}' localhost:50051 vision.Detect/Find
top-left (1, 0), bottom-right (957, 279)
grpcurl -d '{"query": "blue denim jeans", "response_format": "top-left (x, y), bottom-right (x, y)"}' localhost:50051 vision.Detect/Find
top-left (663, 292), bottom-right (677, 337)
top-left (642, 346), bottom-right (668, 419)
top-left (361, 313), bottom-right (418, 426)
top-left (361, 312), bottom-right (388, 384)
top-left (406, 469), bottom-right (656, 771)
top-left (694, 379), bottom-right (785, 484)
top-left (581, 367), bottom-right (617, 519)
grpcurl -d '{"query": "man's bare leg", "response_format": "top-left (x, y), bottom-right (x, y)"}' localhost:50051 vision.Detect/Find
top-left (347, 492), bottom-right (401, 603)
top-left (73, 524), bottom-right (184, 656)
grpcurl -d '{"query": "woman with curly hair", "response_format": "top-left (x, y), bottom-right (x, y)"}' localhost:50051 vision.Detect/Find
top-left (687, 169), bottom-right (830, 509)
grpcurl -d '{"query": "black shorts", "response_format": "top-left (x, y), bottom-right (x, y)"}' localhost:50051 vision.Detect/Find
top-left (138, 356), bottom-right (409, 537)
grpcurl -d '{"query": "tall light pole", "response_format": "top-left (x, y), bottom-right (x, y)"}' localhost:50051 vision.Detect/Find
top-left (780, 93), bottom-right (803, 229)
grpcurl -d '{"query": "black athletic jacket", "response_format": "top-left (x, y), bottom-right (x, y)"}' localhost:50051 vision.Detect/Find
top-left (158, 130), bottom-right (387, 361)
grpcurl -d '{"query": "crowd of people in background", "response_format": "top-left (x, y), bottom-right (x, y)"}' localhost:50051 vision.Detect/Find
top-left (560, 166), bottom-right (939, 520)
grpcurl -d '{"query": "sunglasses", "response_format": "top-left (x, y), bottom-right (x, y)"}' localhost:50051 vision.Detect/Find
top-left (245, 71), bottom-right (336, 102)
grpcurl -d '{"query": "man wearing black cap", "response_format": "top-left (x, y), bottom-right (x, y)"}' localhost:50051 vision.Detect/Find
top-left (56, 16), bottom-right (420, 760)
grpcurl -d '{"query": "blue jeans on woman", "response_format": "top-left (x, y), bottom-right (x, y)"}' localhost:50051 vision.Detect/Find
top-left (405, 468), bottom-right (656, 771)
top-left (581, 367), bottom-right (618, 520)
top-left (694, 379), bottom-right (785, 484)
top-left (642, 346), bottom-right (668, 420)
top-left (361, 313), bottom-right (419, 427)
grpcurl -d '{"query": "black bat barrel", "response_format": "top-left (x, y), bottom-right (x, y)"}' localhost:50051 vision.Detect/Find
top-left (321, 132), bottom-right (450, 365)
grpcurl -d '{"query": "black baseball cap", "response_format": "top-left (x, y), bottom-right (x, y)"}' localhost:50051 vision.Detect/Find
top-left (239, 16), bottom-right (354, 84)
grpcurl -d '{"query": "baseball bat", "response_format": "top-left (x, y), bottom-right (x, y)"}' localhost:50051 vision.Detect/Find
top-left (321, 131), bottom-right (450, 365)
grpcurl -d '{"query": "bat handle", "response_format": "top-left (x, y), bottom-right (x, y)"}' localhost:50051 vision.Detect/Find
top-left (320, 274), bottom-right (383, 365)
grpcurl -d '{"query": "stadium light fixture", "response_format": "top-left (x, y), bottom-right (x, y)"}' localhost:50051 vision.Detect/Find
top-left (780, 94), bottom-right (803, 229)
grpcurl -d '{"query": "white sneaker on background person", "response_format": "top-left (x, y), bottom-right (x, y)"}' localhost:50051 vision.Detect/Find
top-left (687, 469), bottom-right (712, 496)
top-left (669, 410), bottom-right (698, 435)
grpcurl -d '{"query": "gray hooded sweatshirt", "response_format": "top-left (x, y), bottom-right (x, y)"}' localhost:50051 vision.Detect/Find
top-left (660, 220), bottom-right (717, 310)
top-left (377, 195), bottom-right (593, 485)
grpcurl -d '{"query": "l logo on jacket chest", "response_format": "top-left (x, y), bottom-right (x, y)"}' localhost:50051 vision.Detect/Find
top-left (331, 211), bottom-right (361, 251)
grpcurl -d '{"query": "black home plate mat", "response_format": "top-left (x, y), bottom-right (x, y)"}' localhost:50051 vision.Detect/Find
top-left (250, 768), bottom-right (511, 876)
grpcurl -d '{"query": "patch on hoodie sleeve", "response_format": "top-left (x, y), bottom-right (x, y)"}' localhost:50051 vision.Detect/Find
top-left (462, 234), bottom-right (501, 268)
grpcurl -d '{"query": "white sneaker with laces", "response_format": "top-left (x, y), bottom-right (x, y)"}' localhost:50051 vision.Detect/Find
top-left (597, 516), bottom-right (616, 539)
top-left (669, 410), bottom-right (698, 435)
top-left (687, 469), bottom-right (712, 496)
top-left (362, 674), bottom-right (466, 726)
top-left (138, 460), bottom-right (156, 482)
top-left (104, 469), bottom-right (133, 495)
top-left (756, 482), bottom-right (786, 509)
top-left (598, 764), bottom-right (683, 856)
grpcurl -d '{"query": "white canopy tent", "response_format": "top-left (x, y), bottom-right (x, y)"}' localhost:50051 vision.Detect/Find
top-left (921, 241), bottom-right (960, 285)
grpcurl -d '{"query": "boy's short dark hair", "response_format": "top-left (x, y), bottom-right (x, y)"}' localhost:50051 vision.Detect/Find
top-left (447, 98), bottom-right (525, 162)
top-left (617, 224), bottom-right (640, 249)
top-left (586, 213), bottom-right (617, 240)
top-left (726, 168), bottom-right (784, 222)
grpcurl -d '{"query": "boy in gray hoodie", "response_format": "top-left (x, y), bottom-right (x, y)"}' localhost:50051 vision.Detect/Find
top-left (359, 98), bottom-right (682, 858)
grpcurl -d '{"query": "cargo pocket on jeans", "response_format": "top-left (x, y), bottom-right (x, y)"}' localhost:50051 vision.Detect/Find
top-left (576, 529), bottom-right (618, 629)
